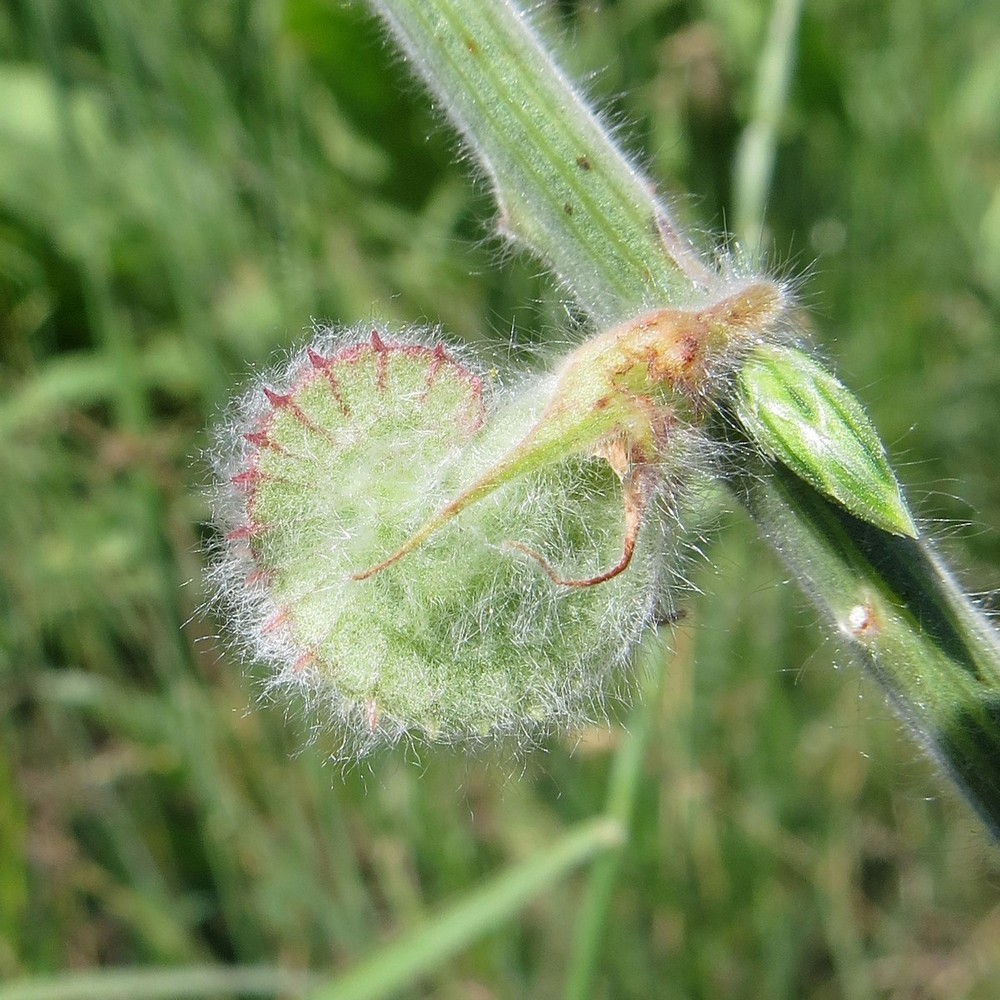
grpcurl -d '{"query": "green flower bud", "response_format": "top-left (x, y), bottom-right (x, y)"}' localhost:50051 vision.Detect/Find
top-left (735, 343), bottom-right (917, 538)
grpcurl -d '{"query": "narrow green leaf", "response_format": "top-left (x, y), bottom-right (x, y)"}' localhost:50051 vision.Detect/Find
top-left (0, 966), bottom-right (323, 1000)
top-left (735, 343), bottom-right (917, 538)
top-left (308, 818), bottom-right (623, 1000)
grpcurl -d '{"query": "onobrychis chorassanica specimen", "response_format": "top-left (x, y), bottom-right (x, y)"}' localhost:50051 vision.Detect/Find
top-left (210, 0), bottom-right (1000, 833)
top-left (210, 273), bottom-right (802, 755)
top-left (215, 252), bottom-right (892, 753)
top-left (208, 0), bottom-right (930, 760)
top-left (209, 266), bottom-right (925, 760)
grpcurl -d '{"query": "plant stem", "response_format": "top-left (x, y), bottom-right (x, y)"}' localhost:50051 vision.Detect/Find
top-left (369, 0), bottom-right (1000, 835)
top-left (732, 459), bottom-right (1000, 836)
top-left (369, 0), bottom-right (715, 326)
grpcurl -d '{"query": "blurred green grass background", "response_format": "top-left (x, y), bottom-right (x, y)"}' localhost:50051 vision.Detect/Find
top-left (2, 0), bottom-right (1000, 997)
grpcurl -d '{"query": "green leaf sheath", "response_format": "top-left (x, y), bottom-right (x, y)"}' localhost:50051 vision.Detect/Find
top-left (372, 0), bottom-right (1000, 834)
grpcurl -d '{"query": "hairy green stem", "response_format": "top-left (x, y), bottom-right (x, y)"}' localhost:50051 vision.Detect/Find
top-left (369, 0), bottom-right (1000, 835)
top-left (726, 0), bottom-right (1000, 833)
top-left (734, 460), bottom-right (1000, 835)
top-left (370, 0), bottom-right (714, 325)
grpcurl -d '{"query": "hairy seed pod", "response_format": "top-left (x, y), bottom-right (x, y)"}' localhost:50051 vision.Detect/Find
top-left (211, 324), bottom-right (689, 756)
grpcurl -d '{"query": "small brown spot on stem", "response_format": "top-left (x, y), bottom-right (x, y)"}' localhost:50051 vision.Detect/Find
top-left (678, 334), bottom-right (701, 372)
top-left (563, 201), bottom-right (574, 215)
top-left (846, 599), bottom-right (881, 642)
top-left (576, 154), bottom-right (592, 171)
top-left (464, 36), bottom-right (478, 55)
